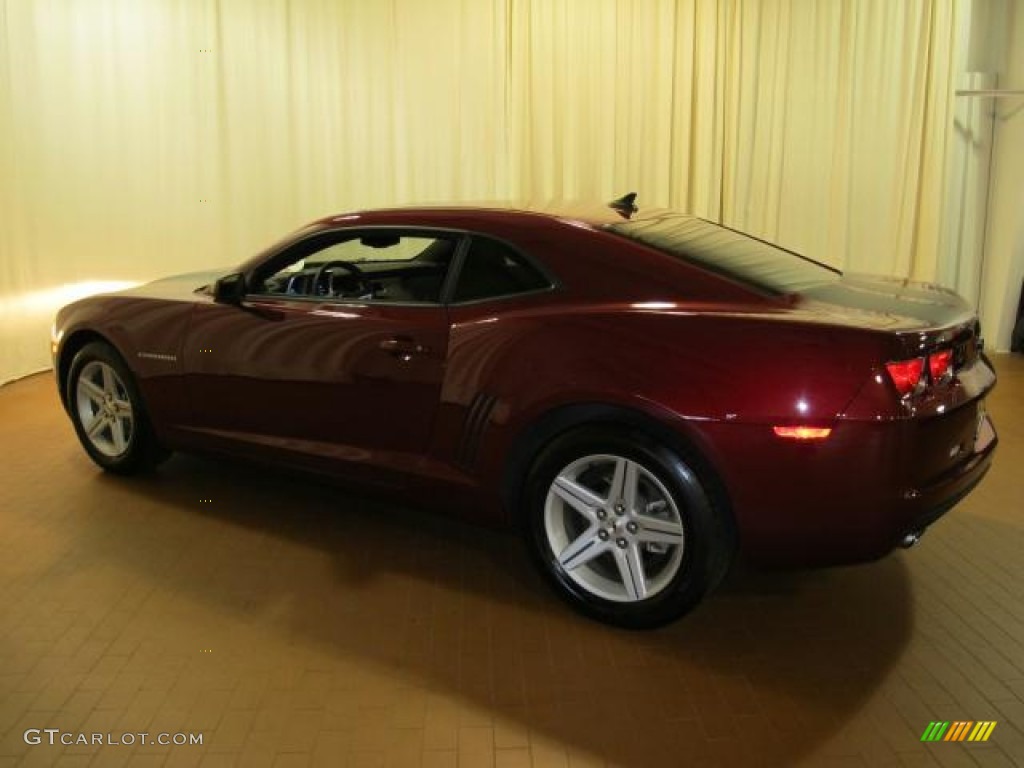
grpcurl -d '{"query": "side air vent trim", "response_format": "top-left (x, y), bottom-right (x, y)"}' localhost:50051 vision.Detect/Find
top-left (457, 393), bottom-right (498, 468)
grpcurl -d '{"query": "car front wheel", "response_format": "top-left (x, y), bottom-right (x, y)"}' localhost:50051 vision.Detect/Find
top-left (67, 341), bottom-right (169, 474)
top-left (525, 427), bottom-right (734, 628)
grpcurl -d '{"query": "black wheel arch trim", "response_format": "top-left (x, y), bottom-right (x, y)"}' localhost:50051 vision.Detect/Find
top-left (57, 329), bottom-right (114, 410)
top-left (501, 401), bottom-right (737, 539)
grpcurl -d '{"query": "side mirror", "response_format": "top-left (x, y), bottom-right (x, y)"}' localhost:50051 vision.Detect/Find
top-left (213, 273), bottom-right (246, 304)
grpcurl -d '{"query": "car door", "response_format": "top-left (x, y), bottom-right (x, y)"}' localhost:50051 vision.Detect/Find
top-left (180, 228), bottom-right (458, 472)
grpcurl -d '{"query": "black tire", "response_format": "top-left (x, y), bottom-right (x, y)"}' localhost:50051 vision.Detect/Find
top-left (524, 425), bottom-right (735, 629)
top-left (66, 341), bottom-right (170, 474)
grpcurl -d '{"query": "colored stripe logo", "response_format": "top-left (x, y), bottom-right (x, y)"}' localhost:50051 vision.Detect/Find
top-left (921, 721), bottom-right (997, 742)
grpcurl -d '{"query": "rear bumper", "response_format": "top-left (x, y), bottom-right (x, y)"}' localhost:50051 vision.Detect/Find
top-left (692, 398), bottom-right (998, 568)
top-left (897, 416), bottom-right (996, 541)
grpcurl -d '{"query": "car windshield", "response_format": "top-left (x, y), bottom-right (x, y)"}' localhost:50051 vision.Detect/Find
top-left (606, 213), bottom-right (841, 294)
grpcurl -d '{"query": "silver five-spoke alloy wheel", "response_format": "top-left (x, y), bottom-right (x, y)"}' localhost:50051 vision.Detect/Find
top-left (543, 453), bottom-right (686, 602)
top-left (75, 360), bottom-right (134, 458)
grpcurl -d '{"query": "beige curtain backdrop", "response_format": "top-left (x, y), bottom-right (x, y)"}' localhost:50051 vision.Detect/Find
top-left (1, 0), bottom-right (968, 384)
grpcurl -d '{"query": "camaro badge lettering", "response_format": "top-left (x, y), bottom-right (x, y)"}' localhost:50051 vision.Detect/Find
top-left (136, 352), bottom-right (177, 362)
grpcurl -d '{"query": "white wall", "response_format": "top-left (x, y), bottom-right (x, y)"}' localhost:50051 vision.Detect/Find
top-left (979, 0), bottom-right (1024, 350)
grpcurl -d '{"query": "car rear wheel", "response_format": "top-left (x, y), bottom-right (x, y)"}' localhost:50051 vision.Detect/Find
top-left (67, 342), bottom-right (169, 474)
top-left (525, 427), bottom-right (733, 628)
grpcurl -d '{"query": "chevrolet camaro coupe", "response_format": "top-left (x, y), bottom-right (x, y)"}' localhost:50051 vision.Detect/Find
top-left (53, 196), bottom-right (998, 627)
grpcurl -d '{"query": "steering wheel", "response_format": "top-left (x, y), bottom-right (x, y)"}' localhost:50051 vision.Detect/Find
top-left (312, 260), bottom-right (368, 297)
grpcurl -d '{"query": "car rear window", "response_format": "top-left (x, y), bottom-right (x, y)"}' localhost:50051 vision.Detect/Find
top-left (606, 213), bottom-right (841, 294)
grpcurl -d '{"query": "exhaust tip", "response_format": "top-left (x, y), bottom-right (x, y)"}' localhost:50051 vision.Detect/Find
top-left (900, 530), bottom-right (924, 549)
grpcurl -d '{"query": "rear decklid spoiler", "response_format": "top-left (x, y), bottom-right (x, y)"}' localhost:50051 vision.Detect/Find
top-left (799, 274), bottom-right (974, 331)
top-left (799, 273), bottom-right (983, 368)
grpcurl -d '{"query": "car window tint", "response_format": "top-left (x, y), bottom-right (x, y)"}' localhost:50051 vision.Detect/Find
top-left (256, 231), bottom-right (457, 304)
top-left (606, 213), bottom-right (841, 294)
top-left (311, 236), bottom-right (439, 264)
top-left (452, 238), bottom-right (551, 303)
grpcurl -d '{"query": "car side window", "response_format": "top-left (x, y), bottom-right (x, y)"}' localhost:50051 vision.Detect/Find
top-left (451, 237), bottom-right (552, 303)
top-left (253, 231), bottom-right (458, 304)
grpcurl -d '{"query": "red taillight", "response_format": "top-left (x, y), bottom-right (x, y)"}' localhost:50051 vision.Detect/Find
top-left (772, 426), bottom-right (832, 440)
top-left (885, 358), bottom-right (925, 396)
top-left (928, 349), bottom-right (953, 384)
top-left (886, 350), bottom-right (954, 398)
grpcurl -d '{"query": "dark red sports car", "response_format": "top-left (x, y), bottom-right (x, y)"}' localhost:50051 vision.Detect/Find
top-left (53, 197), bottom-right (998, 627)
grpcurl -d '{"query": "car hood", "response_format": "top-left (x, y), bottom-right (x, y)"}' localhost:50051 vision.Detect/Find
top-left (794, 273), bottom-right (975, 333)
top-left (115, 269), bottom-right (233, 301)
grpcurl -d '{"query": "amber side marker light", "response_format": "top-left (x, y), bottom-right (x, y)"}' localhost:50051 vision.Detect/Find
top-left (772, 426), bottom-right (833, 440)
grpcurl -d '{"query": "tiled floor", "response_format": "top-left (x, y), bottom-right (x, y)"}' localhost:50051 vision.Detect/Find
top-left (0, 356), bottom-right (1022, 768)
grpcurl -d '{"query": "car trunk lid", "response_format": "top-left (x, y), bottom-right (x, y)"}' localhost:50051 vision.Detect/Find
top-left (798, 273), bottom-right (974, 332)
top-left (796, 273), bottom-right (982, 362)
